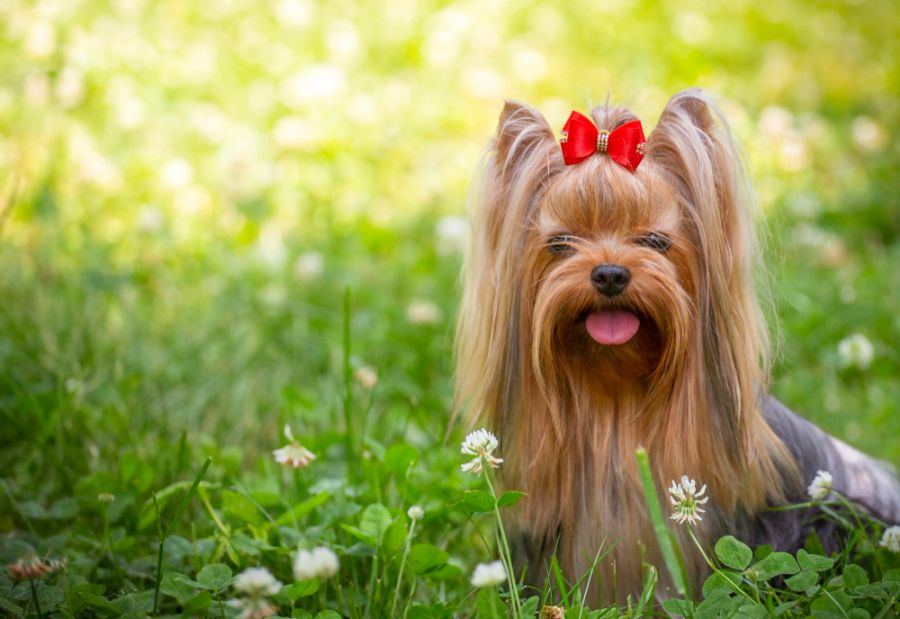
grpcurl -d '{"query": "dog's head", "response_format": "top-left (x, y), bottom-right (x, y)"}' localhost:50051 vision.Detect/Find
top-left (456, 90), bottom-right (795, 515)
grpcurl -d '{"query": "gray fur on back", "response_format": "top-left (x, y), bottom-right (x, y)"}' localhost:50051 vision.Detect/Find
top-left (740, 397), bottom-right (900, 552)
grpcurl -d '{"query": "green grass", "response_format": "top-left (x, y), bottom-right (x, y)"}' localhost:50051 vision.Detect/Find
top-left (1, 0), bottom-right (899, 616)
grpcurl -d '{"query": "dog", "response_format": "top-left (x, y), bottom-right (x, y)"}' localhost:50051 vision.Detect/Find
top-left (454, 89), bottom-right (900, 602)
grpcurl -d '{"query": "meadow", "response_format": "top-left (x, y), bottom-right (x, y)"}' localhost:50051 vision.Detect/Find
top-left (0, 0), bottom-right (898, 616)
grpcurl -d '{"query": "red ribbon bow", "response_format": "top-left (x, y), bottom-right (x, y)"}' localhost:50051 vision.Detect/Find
top-left (559, 111), bottom-right (646, 171)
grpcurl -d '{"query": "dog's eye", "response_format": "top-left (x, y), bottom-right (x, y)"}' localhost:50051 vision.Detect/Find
top-left (637, 232), bottom-right (672, 252)
top-left (547, 235), bottom-right (577, 256)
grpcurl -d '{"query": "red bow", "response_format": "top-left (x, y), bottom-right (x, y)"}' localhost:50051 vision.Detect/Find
top-left (559, 111), bottom-right (646, 171)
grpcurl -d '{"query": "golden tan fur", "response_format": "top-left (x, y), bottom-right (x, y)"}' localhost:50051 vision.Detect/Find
top-left (454, 90), bottom-right (800, 602)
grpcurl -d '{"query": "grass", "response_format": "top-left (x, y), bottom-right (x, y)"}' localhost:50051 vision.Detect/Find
top-left (1, 181), bottom-right (898, 618)
top-left (1, 0), bottom-right (899, 616)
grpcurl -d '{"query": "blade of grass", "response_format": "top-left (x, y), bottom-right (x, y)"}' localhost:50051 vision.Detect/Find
top-left (342, 287), bottom-right (356, 480)
top-left (550, 555), bottom-right (569, 607)
top-left (635, 447), bottom-right (689, 598)
top-left (152, 456), bottom-right (212, 614)
top-left (29, 578), bottom-right (43, 619)
top-left (634, 565), bottom-right (658, 617)
top-left (872, 593), bottom-right (898, 619)
top-left (539, 536), bottom-right (563, 609)
top-left (0, 478), bottom-right (38, 535)
top-left (482, 465), bottom-right (522, 616)
top-left (577, 543), bottom-right (615, 618)
top-left (0, 170), bottom-right (23, 238)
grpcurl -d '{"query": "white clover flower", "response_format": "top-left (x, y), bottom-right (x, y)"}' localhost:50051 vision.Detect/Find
top-left (7, 555), bottom-right (66, 581)
top-left (668, 475), bottom-right (709, 526)
top-left (470, 560), bottom-right (507, 587)
top-left (273, 116), bottom-right (314, 150)
top-left (174, 186), bottom-right (210, 214)
top-left (6, 554), bottom-right (67, 581)
top-left (24, 73), bottom-right (50, 106)
top-left (460, 459), bottom-right (485, 475)
top-left (227, 597), bottom-right (277, 619)
top-left (435, 215), bottom-right (468, 255)
top-left (541, 606), bottom-right (566, 619)
top-left (293, 251), bottom-right (324, 281)
top-left (273, 424), bottom-right (316, 469)
top-left (460, 429), bottom-right (503, 475)
top-left (69, 130), bottom-right (121, 191)
top-left (759, 106), bottom-right (793, 137)
top-left (837, 333), bottom-right (874, 370)
top-left (777, 135), bottom-right (808, 172)
top-left (879, 526), bottom-right (900, 553)
top-left (110, 86), bottom-right (145, 128)
top-left (233, 567), bottom-right (282, 597)
top-left (787, 192), bottom-right (822, 219)
top-left (460, 429), bottom-right (500, 457)
top-left (260, 284), bottom-right (287, 309)
top-left (293, 546), bottom-right (340, 581)
top-left (407, 505), bottom-right (424, 520)
top-left (406, 300), bottom-right (441, 325)
top-left (273, 443), bottom-right (315, 468)
top-left (137, 205), bottom-right (165, 233)
top-left (256, 226), bottom-right (287, 270)
top-left (807, 470), bottom-right (833, 501)
top-left (55, 67), bottom-right (85, 108)
top-left (851, 116), bottom-right (886, 153)
top-left (65, 378), bottom-right (83, 394)
top-left (354, 366), bottom-right (377, 389)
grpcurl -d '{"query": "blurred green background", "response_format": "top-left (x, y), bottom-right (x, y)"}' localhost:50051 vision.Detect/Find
top-left (1, 0), bottom-right (898, 500)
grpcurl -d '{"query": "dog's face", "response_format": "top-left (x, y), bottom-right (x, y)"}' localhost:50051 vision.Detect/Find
top-left (528, 158), bottom-right (695, 387)
top-left (458, 89), bottom-right (779, 466)
top-left (455, 91), bottom-right (799, 598)
top-left (458, 92), bottom-right (767, 419)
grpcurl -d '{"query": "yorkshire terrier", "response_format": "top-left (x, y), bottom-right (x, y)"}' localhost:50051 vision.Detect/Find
top-left (455, 89), bottom-right (900, 601)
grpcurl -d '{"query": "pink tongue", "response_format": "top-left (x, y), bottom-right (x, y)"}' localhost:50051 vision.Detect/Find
top-left (585, 310), bottom-right (640, 345)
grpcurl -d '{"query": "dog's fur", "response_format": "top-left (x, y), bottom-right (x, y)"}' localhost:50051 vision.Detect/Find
top-left (454, 89), bottom-right (900, 602)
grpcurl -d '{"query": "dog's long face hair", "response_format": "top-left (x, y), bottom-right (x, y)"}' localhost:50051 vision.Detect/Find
top-left (455, 90), bottom-right (800, 601)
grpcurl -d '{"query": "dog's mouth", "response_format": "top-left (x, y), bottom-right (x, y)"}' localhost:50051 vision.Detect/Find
top-left (584, 309), bottom-right (641, 346)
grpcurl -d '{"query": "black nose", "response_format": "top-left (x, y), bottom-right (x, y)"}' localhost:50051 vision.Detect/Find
top-left (591, 264), bottom-right (631, 297)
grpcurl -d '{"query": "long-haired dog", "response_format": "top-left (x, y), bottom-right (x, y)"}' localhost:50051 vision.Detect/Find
top-left (454, 89), bottom-right (900, 601)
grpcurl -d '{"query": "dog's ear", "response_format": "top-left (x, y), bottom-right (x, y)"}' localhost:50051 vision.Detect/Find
top-left (649, 89), bottom-right (777, 483)
top-left (476, 100), bottom-right (560, 249)
top-left (647, 89), bottom-right (752, 272)
top-left (657, 91), bottom-right (718, 134)
top-left (454, 101), bottom-right (559, 438)
top-left (494, 100), bottom-right (556, 172)
top-left (647, 89), bottom-right (743, 216)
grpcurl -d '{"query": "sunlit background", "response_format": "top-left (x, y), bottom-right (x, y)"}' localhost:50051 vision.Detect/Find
top-left (1, 0), bottom-right (898, 482)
